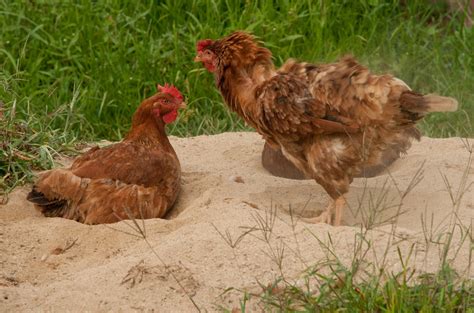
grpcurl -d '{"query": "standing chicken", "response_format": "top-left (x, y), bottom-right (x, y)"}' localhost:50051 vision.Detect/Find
top-left (195, 31), bottom-right (458, 226)
top-left (27, 84), bottom-right (186, 224)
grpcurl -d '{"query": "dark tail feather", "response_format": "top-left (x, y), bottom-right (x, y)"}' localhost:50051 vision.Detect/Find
top-left (400, 91), bottom-right (458, 115)
top-left (27, 188), bottom-right (68, 217)
top-left (27, 188), bottom-right (58, 206)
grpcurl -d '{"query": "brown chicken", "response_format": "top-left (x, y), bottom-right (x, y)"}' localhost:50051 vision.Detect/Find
top-left (27, 84), bottom-right (186, 224)
top-left (195, 31), bottom-right (458, 226)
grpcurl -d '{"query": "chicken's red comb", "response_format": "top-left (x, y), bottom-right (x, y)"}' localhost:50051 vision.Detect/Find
top-left (157, 83), bottom-right (183, 100)
top-left (196, 39), bottom-right (213, 52)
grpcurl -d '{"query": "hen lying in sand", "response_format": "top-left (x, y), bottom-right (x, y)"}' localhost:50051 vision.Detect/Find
top-left (27, 84), bottom-right (186, 224)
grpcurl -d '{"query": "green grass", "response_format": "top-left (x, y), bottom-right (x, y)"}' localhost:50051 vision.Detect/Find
top-left (0, 3), bottom-right (472, 191)
top-left (0, 99), bottom-right (80, 196)
top-left (231, 264), bottom-right (474, 312)
top-left (1, 1), bottom-right (472, 142)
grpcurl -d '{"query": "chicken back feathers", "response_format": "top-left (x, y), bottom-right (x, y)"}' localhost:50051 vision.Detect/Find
top-left (196, 31), bottom-right (458, 207)
top-left (27, 85), bottom-right (185, 224)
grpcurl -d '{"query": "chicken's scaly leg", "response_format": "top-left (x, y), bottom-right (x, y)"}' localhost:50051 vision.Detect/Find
top-left (332, 196), bottom-right (346, 226)
top-left (303, 195), bottom-right (346, 226)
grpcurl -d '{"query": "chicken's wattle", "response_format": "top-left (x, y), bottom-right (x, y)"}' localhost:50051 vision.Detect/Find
top-left (203, 61), bottom-right (216, 72)
top-left (162, 110), bottom-right (178, 124)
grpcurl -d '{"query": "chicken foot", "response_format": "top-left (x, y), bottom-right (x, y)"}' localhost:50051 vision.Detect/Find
top-left (303, 196), bottom-right (346, 226)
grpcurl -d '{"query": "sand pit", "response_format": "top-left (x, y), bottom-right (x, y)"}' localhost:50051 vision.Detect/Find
top-left (1, 132), bottom-right (473, 312)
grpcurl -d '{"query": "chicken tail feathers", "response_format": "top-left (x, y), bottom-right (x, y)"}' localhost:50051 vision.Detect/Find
top-left (422, 94), bottom-right (458, 112)
top-left (26, 169), bottom-right (83, 218)
top-left (400, 91), bottom-right (458, 114)
top-left (27, 188), bottom-right (68, 217)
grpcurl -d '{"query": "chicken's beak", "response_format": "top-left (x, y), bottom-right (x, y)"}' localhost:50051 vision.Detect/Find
top-left (178, 102), bottom-right (187, 109)
top-left (194, 54), bottom-right (202, 62)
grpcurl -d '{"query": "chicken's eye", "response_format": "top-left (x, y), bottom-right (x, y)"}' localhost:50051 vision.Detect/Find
top-left (162, 99), bottom-right (170, 104)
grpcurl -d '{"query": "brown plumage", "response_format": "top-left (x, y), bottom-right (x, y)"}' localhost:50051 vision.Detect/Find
top-left (27, 84), bottom-right (186, 224)
top-left (195, 31), bottom-right (458, 226)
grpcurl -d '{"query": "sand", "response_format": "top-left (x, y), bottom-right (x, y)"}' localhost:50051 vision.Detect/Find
top-left (1, 132), bottom-right (473, 312)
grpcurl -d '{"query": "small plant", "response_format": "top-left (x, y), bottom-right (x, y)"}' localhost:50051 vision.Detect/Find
top-left (0, 100), bottom-right (80, 201)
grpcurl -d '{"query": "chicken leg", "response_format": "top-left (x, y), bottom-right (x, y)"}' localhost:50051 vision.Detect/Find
top-left (303, 195), bottom-right (346, 226)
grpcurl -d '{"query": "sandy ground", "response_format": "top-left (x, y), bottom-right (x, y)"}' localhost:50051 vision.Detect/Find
top-left (1, 132), bottom-right (473, 312)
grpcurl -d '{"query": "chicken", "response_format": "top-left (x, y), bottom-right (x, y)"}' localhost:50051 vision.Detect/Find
top-left (27, 84), bottom-right (186, 224)
top-left (195, 31), bottom-right (458, 226)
